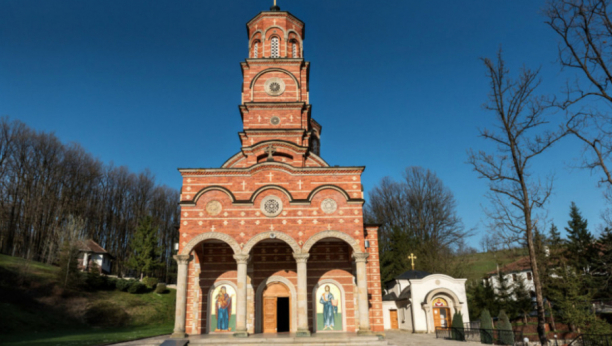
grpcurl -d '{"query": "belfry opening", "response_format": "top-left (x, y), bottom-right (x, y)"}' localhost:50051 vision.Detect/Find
top-left (172, 4), bottom-right (384, 339)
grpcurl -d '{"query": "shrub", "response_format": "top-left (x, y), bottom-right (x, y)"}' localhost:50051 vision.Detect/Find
top-left (451, 311), bottom-right (465, 341)
top-left (480, 308), bottom-right (494, 344)
top-left (143, 276), bottom-right (158, 289)
top-left (84, 301), bottom-right (129, 327)
top-left (84, 266), bottom-right (104, 291)
top-left (128, 282), bottom-right (146, 294)
top-left (155, 283), bottom-right (167, 294)
top-left (115, 279), bottom-right (135, 292)
top-left (497, 310), bottom-right (514, 346)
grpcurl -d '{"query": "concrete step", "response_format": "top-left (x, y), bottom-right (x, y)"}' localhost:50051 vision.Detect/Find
top-left (188, 335), bottom-right (387, 346)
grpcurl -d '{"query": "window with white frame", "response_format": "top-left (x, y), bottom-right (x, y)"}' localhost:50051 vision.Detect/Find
top-left (271, 37), bottom-right (279, 58)
top-left (253, 42), bottom-right (259, 58)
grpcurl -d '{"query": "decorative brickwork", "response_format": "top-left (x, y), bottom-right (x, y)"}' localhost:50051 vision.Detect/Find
top-left (174, 6), bottom-right (383, 337)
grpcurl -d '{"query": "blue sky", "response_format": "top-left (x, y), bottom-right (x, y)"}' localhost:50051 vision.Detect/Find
top-left (1, 0), bottom-right (608, 248)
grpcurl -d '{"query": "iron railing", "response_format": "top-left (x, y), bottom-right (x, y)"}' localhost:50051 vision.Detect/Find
top-left (435, 327), bottom-right (520, 345)
top-left (569, 334), bottom-right (612, 346)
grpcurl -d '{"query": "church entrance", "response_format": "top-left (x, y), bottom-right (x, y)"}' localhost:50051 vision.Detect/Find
top-left (262, 282), bottom-right (291, 333)
top-left (432, 298), bottom-right (451, 329)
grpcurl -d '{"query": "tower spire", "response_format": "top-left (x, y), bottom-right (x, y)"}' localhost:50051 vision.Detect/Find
top-left (270, 0), bottom-right (280, 11)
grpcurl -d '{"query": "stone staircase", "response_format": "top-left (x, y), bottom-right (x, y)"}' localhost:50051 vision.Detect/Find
top-left (110, 334), bottom-right (388, 346)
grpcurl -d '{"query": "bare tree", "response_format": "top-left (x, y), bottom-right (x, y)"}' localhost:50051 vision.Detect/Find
top-left (366, 166), bottom-right (471, 281)
top-left (468, 52), bottom-right (565, 344)
top-left (546, 0), bottom-right (612, 200)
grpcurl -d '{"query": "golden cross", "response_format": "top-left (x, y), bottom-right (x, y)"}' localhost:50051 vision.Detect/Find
top-left (408, 253), bottom-right (417, 270)
top-left (274, 0), bottom-right (277, 6)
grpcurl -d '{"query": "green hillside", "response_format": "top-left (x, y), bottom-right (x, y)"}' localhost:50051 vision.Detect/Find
top-left (0, 254), bottom-right (175, 346)
top-left (462, 248), bottom-right (528, 282)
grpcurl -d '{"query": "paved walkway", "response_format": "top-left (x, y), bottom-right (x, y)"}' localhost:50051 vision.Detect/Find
top-left (385, 330), bottom-right (480, 345)
top-left (109, 331), bottom-right (480, 346)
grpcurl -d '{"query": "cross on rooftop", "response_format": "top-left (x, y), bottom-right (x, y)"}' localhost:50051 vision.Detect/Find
top-left (408, 253), bottom-right (417, 271)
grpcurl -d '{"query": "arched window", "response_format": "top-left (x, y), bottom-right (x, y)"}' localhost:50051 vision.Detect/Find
top-left (253, 41), bottom-right (259, 58)
top-left (292, 41), bottom-right (298, 58)
top-left (271, 37), bottom-right (280, 58)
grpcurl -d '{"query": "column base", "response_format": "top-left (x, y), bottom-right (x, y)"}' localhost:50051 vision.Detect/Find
top-left (357, 329), bottom-right (374, 336)
top-left (170, 332), bottom-right (188, 339)
top-left (296, 329), bottom-right (311, 337)
top-left (233, 330), bottom-right (249, 338)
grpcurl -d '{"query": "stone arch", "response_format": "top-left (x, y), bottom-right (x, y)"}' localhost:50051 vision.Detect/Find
top-left (307, 185), bottom-right (351, 202)
top-left (249, 68), bottom-right (300, 102)
top-left (206, 280), bottom-right (238, 334)
top-left (250, 30), bottom-right (263, 43)
top-left (191, 186), bottom-right (236, 204)
top-left (286, 30), bottom-right (303, 57)
top-left (242, 231), bottom-right (301, 255)
top-left (264, 25), bottom-right (287, 38)
top-left (249, 185), bottom-right (293, 203)
top-left (311, 278), bottom-right (347, 332)
top-left (255, 276), bottom-right (297, 333)
top-left (421, 287), bottom-right (463, 333)
top-left (180, 232), bottom-right (241, 256)
top-left (302, 230), bottom-right (362, 254)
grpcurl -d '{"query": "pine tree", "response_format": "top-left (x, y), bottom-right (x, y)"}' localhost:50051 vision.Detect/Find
top-left (451, 311), bottom-right (465, 341)
top-left (513, 275), bottom-right (533, 323)
top-left (565, 202), bottom-right (595, 273)
top-left (127, 216), bottom-right (163, 279)
top-left (497, 310), bottom-right (514, 346)
top-left (471, 278), bottom-right (498, 318)
top-left (596, 227), bottom-right (612, 298)
top-left (548, 223), bottom-right (562, 247)
top-left (380, 225), bottom-right (412, 284)
top-left (494, 271), bottom-right (513, 315)
top-left (480, 308), bottom-right (494, 344)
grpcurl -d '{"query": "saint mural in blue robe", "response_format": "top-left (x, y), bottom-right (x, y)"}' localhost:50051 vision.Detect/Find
top-left (319, 285), bottom-right (338, 330)
top-left (215, 286), bottom-right (232, 331)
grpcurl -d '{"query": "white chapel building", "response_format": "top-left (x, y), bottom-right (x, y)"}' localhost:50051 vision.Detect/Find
top-left (382, 270), bottom-right (470, 333)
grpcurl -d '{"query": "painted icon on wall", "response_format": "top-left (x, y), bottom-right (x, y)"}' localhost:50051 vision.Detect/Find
top-left (210, 285), bottom-right (236, 332)
top-left (316, 283), bottom-right (343, 331)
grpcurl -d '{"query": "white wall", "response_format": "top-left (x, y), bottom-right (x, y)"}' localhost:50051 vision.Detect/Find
top-left (487, 270), bottom-right (535, 296)
top-left (91, 253), bottom-right (112, 273)
top-left (409, 274), bottom-right (470, 333)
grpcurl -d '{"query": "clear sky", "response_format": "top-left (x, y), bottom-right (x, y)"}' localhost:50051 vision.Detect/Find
top-left (1, 0), bottom-right (608, 248)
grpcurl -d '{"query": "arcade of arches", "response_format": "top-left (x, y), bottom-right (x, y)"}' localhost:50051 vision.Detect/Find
top-left (171, 4), bottom-right (383, 339)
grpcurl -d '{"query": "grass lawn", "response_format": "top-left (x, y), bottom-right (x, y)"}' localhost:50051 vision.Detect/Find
top-left (0, 254), bottom-right (175, 346)
top-left (462, 248), bottom-right (527, 281)
top-left (1, 324), bottom-right (172, 346)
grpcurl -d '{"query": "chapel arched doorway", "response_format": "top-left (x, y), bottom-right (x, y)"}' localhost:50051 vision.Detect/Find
top-left (262, 282), bottom-right (291, 333)
top-left (432, 298), bottom-right (452, 329)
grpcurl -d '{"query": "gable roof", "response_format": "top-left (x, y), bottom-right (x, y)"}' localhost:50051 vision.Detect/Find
top-left (77, 239), bottom-right (111, 256)
top-left (487, 256), bottom-right (531, 275)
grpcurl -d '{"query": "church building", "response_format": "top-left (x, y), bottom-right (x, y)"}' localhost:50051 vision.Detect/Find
top-left (171, 4), bottom-right (384, 338)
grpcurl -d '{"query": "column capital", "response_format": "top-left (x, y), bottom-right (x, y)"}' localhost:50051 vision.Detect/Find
top-left (293, 253), bottom-right (310, 263)
top-left (233, 254), bottom-right (250, 264)
top-left (352, 252), bottom-right (369, 263)
top-left (173, 254), bottom-right (193, 265)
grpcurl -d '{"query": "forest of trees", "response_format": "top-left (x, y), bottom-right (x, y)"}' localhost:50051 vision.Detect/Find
top-left (0, 117), bottom-right (180, 281)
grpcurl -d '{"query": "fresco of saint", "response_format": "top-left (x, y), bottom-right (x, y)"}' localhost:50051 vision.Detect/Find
top-left (215, 286), bottom-right (232, 331)
top-left (319, 285), bottom-right (338, 330)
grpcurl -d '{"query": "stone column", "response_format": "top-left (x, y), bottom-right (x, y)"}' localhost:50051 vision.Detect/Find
top-left (233, 254), bottom-right (250, 338)
top-left (353, 252), bottom-right (372, 335)
top-left (171, 254), bottom-right (193, 339)
top-left (293, 253), bottom-right (310, 337)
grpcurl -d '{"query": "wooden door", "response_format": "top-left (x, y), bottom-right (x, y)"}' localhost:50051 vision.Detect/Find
top-left (263, 297), bottom-right (277, 333)
top-left (433, 308), bottom-right (451, 328)
top-left (389, 310), bottom-right (399, 329)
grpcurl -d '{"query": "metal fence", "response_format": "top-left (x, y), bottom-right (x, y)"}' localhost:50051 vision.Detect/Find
top-left (569, 334), bottom-right (612, 346)
top-left (435, 327), bottom-right (520, 345)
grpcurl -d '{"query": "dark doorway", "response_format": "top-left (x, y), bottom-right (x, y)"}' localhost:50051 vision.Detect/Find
top-left (276, 297), bottom-right (290, 332)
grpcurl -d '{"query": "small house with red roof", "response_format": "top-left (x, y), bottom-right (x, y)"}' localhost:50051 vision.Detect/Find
top-left (486, 257), bottom-right (536, 297)
top-left (76, 239), bottom-right (114, 274)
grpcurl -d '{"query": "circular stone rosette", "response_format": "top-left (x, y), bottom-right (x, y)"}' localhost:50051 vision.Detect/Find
top-left (321, 198), bottom-right (338, 214)
top-left (264, 77), bottom-right (286, 96)
top-left (260, 195), bottom-right (283, 217)
top-left (205, 200), bottom-right (222, 216)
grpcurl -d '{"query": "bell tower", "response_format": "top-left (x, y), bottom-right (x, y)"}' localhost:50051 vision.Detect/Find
top-left (234, 4), bottom-right (323, 168)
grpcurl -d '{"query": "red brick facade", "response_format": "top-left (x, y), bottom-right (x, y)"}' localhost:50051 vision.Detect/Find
top-left (177, 7), bottom-right (383, 335)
